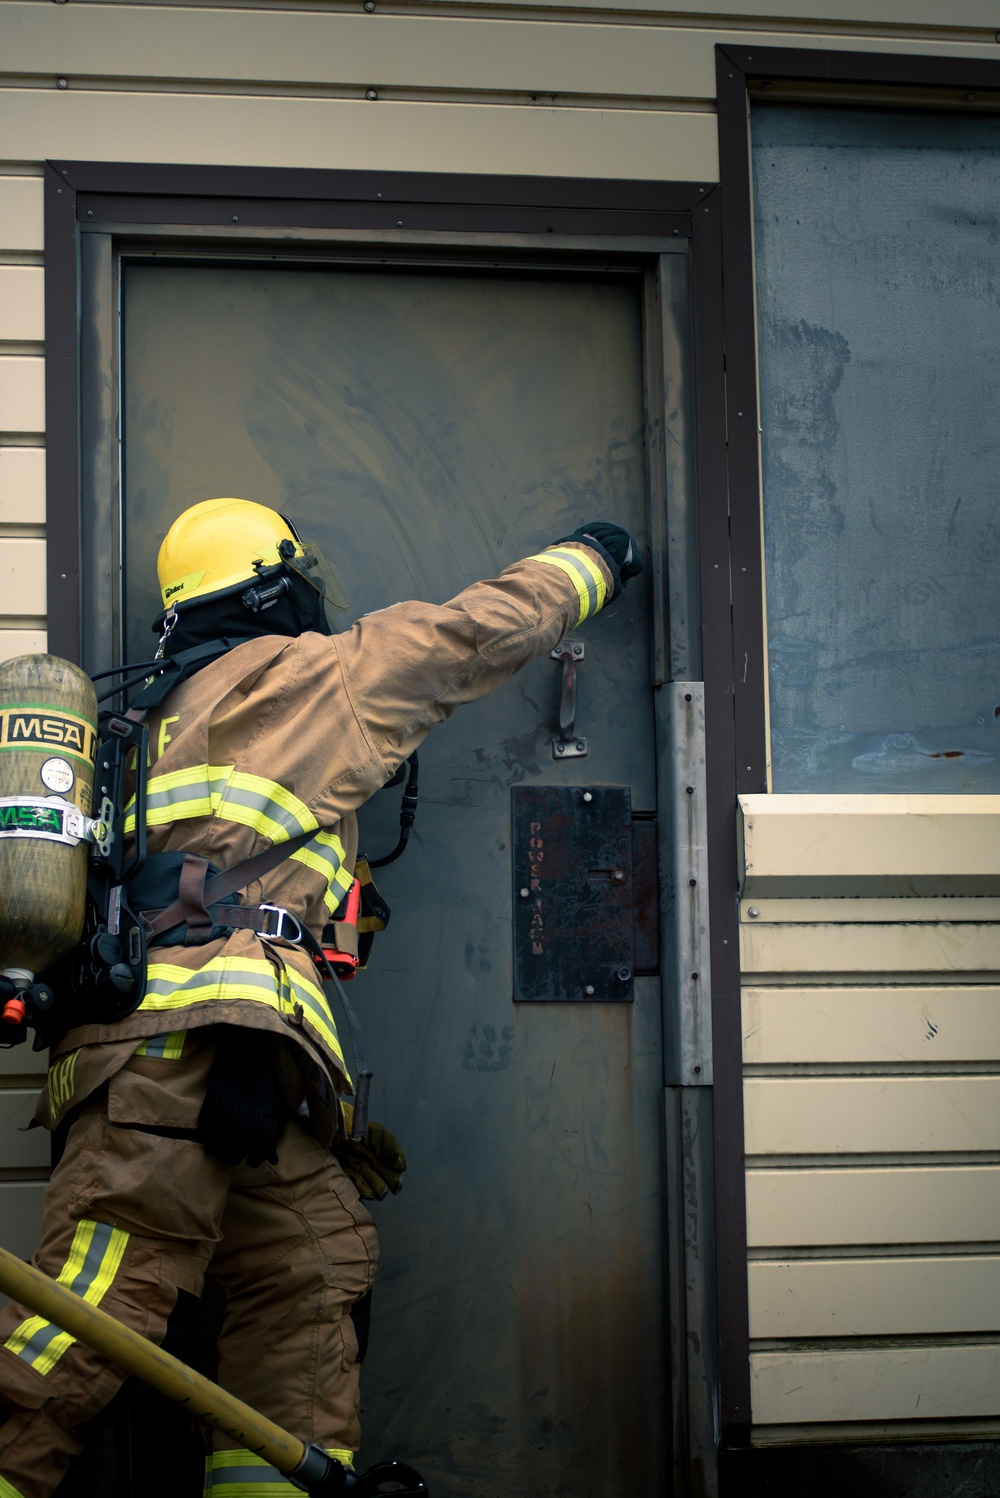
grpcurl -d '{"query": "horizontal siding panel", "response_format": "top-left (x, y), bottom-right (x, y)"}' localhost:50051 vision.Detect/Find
top-left (740, 794), bottom-right (1000, 897)
top-left (7, 5), bottom-right (726, 99)
top-left (745, 1077), bottom-right (1000, 1155)
top-left (0, 1044), bottom-right (47, 1080)
top-left (746, 1166), bottom-right (1000, 1247)
top-left (741, 922), bottom-right (1000, 977)
top-left (0, 446), bottom-right (45, 524)
top-left (0, 629), bottom-right (47, 660)
top-left (0, 537), bottom-right (46, 614)
top-left (6, 7), bottom-right (1000, 97)
top-left (743, 987), bottom-right (1000, 1064)
top-left (0, 176), bottom-right (43, 254)
top-left (0, 91), bottom-right (719, 183)
top-left (749, 1255), bottom-right (1000, 1338)
top-left (0, 1089), bottom-right (48, 1169)
top-left (0, 356), bottom-right (44, 434)
top-left (741, 896), bottom-right (1000, 923)
top-left (750, 1343), bottom-right (1000, 1425)
top-left (0, 266), bottom-right (43, 343)
top-left (447, 0), bottom-right (1000, 22)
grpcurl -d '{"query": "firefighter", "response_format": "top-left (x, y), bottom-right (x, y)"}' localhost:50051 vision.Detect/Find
top-left (0, 498), bottom-right (642, 1498)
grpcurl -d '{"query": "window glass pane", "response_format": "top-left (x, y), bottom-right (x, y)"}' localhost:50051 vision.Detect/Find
top-left (753, 104), bottom-right (1000, 791)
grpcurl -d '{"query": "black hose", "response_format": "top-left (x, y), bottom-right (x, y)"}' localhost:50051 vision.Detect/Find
top-left (369, 753), bottom-right (419, 869)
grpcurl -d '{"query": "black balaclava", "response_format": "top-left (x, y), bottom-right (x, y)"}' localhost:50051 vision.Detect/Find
top-left (158, 571), bottom-right (330, 659)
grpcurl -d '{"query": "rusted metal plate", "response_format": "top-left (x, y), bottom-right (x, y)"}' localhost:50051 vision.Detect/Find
top-left (512, 784), bottom-right (635, 1002)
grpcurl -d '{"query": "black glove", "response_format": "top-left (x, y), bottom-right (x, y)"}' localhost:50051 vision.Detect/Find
top-left (558, 520), bottom-right (644, 599)
top-left (197, 1028), bottom-right (279, 1168)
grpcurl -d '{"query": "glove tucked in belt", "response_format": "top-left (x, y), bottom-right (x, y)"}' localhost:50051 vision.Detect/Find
top-left (334, 1102), bottom-right (407, 1200)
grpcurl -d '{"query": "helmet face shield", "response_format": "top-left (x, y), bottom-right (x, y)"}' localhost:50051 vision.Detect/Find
top-left (278, 534), bottom-right (350, 625)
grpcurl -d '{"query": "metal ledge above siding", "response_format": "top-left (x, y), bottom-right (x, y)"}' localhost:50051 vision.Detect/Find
top-left (740, 795), bottom-right (1000, 898)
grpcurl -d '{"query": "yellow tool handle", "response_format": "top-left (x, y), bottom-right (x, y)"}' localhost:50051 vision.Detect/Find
top-left (0, 1243), bottom-right (306, 1475)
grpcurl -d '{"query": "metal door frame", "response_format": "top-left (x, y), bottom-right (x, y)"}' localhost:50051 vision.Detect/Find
top-left (43, 163), bottom-right (743, 1496)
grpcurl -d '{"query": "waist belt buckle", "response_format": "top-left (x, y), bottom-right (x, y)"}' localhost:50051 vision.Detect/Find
top-left (259, 903), bottom-right (303, 944)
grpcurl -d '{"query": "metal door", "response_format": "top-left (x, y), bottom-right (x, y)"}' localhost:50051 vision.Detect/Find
top-left (121, 262), bottom-right (666, 1497)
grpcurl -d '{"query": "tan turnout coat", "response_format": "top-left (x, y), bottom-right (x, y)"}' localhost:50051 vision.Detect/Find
top-left (41, 543), bottom-right (613, 1138)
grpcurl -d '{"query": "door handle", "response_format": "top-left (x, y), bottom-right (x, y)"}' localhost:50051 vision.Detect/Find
top-left (551, 642), bottom-right (587, 759)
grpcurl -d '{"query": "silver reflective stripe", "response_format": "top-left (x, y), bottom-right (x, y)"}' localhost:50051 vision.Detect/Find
top-left (216, 782), bottom-right (312, 840)
top-left (144, 968), bottom-right (278, 1002)
top-left (543, 547), bottom-right (602, 618)
top-left (207, 1465), bottom-right (284, 1485)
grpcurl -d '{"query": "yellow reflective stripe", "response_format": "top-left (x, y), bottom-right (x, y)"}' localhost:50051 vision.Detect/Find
top-left (290, 829), bottom-right (353, 913)
top-left (124, 763), bottom-right (224, 832)
top-left (205, 1449), bottom-right (354, 1494)
top-left (4, 1220), bottom-right (129, 1375)
top-left (134, 1030), bottom-right (186, 1060)
top-left (125, 765), bottom-right (318, 845)
top-left (143, 957), bottom-right (346, 1074)
top-left (529, 545), bottom-right (607, 623)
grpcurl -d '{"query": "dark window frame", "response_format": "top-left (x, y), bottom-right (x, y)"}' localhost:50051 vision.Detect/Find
top-left (716, 43), bottom-right (1000, 805)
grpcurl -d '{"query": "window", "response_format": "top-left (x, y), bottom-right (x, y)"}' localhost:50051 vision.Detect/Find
top-left (753, 105), bottom-right (1000, 791)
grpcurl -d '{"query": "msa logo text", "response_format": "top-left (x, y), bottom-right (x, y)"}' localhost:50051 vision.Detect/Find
top-left (0, 709), bottom-right (97, 761)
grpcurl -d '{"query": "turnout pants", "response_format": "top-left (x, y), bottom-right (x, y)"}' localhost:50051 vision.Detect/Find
top-left (0, 1043), bottom-right (379, 1498)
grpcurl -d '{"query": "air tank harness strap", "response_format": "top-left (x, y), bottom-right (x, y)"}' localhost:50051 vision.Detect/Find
top-left (138, 847), bottom-right (374, 1140)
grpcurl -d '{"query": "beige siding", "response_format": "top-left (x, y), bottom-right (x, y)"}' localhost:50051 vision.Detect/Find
top-left (749, 1256), bottom-right (1000, 1339)
top-left (751, 1344), bottom-right (1000, 1426)
top-left (0, 266), bottom-right (43, 343)
top-left (5, 6), bottom-right (1000, 104)
top-left (747, 1166), bottom-right (1000, 1248)
top-left (742, 922), bottom-right (1000, 976)
top-left (741, 793), bottom-right (1000, 897)
top-left (0, 446), bottom-right (45, 526)
top-left (0, 357), bottom-right (44, 436)
top-left (0, 630), bottom-right (46, 659)
top-left (746, 1076), bottom-right (1000, 1156)
top-left (0, 177), bottom-right (43, 254)
top-left (0, 537), bottom-right (46, 616)
top-left (741, 796), bottom-right (1000, 1435)
top-left (1, 91), bottom-right (721, 184)
top-left (744, 987), bottom-right (1000, 1064)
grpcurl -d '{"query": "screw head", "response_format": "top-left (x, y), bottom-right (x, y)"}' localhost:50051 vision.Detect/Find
top-left (575, 740), bottom-right (585, 751)
top-left (364, 1), bottom-right (376, 9)
top-left (582, 791), bottom-right (593, 802)
top-left (366, 88), bottom-right (378, 100)
top-left (611, 869), bottom-right (625, 883)
top-left (617, 967), bottom-right (632, 983)
top-left (748, 906), bottom-right (760, 918)
top-left (584, 984), bottom-right (596, 997)
top-left (555, 743), bottom-right (565, 755)
top-left (519, 887), bottom-right (530, 899)
top-left (57, 77), bottom-right (69, 88)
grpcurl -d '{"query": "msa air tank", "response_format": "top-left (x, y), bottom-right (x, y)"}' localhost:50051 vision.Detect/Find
top-left (0, 654), bottom-right (101, 987)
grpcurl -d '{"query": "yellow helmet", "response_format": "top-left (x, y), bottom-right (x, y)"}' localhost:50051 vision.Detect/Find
top-left (156, 498), bottom-right (347, 620)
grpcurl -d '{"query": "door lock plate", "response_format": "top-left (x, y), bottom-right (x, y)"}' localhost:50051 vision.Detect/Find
top-left (512, 785), bottom-right (658, 1003)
